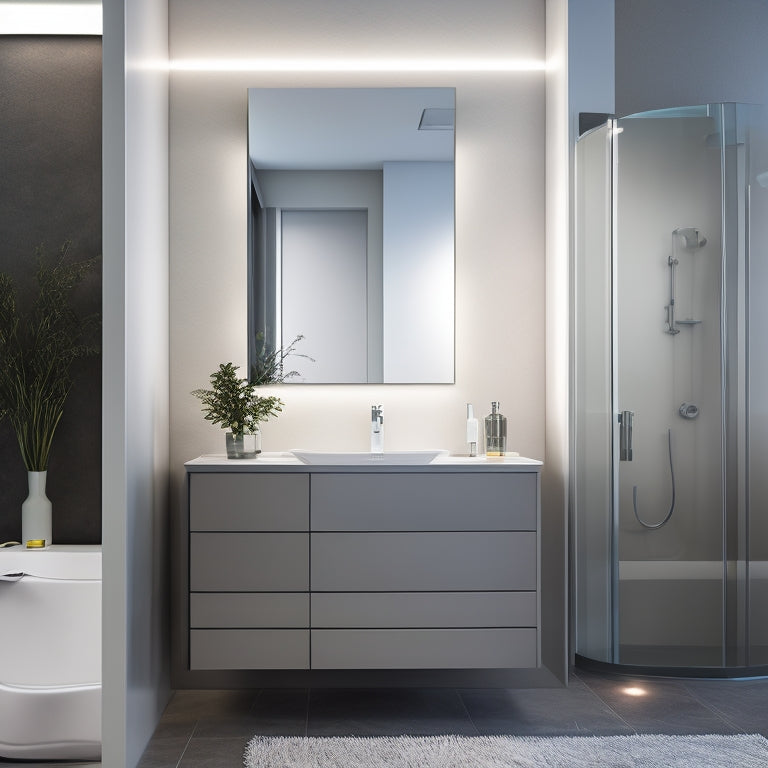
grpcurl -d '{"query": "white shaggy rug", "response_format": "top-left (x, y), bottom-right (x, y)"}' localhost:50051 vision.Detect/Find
top-left (243, 733), bottom-right (768, 768)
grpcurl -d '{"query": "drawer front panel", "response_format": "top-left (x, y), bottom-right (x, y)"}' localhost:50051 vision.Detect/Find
top-left (190, 473), bottom-right (309, 531)
top-left (190, 533), bottom-right (308, 591)
top-left (311, 592), bottom-right (537, 628)
top-left (311, 532), bottom-right (536, 591)
top-left (190, 593), bottom-right (309, 628)
top-left (311, 473), bottom-right (537, 531)
top-left (311, 628), bottom-right (537, 669)
top-left (190, 629), bottom-right (309, 669)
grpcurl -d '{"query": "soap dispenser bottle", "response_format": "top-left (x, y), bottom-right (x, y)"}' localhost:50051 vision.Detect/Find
top-left (484, 401), bottom-right (507, 457)
top-left (466, 404), bottom-right (479, 457)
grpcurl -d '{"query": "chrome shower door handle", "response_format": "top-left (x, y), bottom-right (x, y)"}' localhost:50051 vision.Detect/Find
top-left (619, 410), bottom-right (634, 461)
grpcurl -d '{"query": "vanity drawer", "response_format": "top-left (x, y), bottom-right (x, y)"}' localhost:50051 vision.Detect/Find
top-left (190, 473), bottom-right (309, 531)
top-left (311, 592), bottom-right (537, 628)
top-left (190, 629), bottom-right (309, 669)
top-left (190, 593), bottom-right (309, 628)
top-left (311, 628), bottom-right (538, 669)
top-left (311, 532), bottom-right (536, 591)
top-left (311, 473), bottom-right (537, 531)
top-left (190, 533), bottom-right (308, 591)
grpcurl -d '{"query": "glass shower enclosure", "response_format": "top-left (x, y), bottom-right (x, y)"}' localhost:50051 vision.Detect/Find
top-left (574, 104), bottom-right (768, 674)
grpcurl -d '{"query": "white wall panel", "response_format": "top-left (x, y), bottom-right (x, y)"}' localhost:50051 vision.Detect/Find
top-left (102, 0), bottom-right (170, 765)
top-left (169, 0), bottom-right (547, 685)
top-left (169, 0), bottom-right (545, 464)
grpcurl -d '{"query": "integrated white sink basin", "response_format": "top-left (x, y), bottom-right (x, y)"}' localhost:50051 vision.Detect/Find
top-left (291, 450), bottom-right (447, 465)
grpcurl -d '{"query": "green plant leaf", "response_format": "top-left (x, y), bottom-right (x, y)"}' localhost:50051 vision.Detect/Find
top-left (192, 362), bottom-right (284, 436)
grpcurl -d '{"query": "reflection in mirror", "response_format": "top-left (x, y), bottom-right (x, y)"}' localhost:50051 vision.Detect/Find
top-left (247, 87), bottom-right (455, 384)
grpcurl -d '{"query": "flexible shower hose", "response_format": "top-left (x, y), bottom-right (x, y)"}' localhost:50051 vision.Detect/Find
top-left (632, 428), bottom-right (676, 529)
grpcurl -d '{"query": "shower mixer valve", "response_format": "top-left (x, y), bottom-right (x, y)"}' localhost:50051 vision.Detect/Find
top-left (679, 402), bottom-right (699, 419)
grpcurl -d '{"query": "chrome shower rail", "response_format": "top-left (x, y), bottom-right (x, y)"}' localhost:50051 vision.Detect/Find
top-left (665, 227), bottom-right (706, 335)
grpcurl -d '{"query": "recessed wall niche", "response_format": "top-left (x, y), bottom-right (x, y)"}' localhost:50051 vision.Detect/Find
top-left (0, 36), bottom-right (102, 544)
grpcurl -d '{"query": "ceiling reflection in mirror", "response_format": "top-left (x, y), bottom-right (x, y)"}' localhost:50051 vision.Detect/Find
top-left (247, 87), bottom-right (455, 384)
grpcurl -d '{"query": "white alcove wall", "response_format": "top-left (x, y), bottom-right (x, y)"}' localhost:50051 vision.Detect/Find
top-left (102, 0), bottom-right (171, 766)
top-left (168, 0), bottom-right (550, 686)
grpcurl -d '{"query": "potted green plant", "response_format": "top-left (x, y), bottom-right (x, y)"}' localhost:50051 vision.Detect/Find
top-left (0, 242), bottom-right (100, 543)
top-left (192, 362), bottom-right (283, 459)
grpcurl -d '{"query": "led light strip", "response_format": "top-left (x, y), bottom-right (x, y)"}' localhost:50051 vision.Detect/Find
top-left (169, 58), bottom-right (548, 73)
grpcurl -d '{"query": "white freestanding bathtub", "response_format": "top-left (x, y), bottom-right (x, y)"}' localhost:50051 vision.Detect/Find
top-left (0, 544), bottom-right (101, 760)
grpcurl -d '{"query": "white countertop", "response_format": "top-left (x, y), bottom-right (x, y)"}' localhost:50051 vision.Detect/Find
top-left (185, 452), bottom-right (542, 472)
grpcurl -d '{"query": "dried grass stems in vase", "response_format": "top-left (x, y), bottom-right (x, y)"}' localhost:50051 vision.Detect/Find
top-left (0, 242), bottom-right (100, 472)
top-left (0, 241), bottom-right (100, 543)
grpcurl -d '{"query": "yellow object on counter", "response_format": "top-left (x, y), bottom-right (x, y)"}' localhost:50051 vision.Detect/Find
top-left (25, 539), bottom-right (46, 549)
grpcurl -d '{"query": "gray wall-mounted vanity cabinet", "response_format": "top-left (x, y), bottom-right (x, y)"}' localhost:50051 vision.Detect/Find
top-left (185, 457), bottom-right (541, 672)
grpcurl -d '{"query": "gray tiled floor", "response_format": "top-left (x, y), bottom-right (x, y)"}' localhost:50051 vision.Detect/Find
top-left (3, 669), bottom-right (766, 767)
top-left (132, 669), bottom-right (768, 768)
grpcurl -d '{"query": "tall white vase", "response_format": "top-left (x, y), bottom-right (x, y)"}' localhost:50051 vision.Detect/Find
top-left (22, 471), bottom-right (53, 544)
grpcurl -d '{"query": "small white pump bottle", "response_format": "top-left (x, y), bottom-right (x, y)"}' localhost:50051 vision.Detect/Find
top-left (466, 403), bottom-right (479, 457)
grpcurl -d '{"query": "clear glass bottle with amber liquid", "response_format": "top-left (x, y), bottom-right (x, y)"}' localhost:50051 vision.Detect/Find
top-left (484, 401), bottom-right (507, 457)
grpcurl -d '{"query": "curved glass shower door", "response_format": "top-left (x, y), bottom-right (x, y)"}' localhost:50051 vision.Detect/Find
top-left (574, 103), bottom-right (768, 674)
top-left (614, 106), bottom-right (725, 668)
top-left (573, 119), bottom-right (614, 665)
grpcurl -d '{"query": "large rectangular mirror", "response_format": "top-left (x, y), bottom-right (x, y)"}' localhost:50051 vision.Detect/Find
top-left (247, 87), bottom-right (455, 384)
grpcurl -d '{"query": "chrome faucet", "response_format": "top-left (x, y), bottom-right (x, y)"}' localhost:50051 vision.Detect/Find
top-left (370, 405), bottom-right (384, 453)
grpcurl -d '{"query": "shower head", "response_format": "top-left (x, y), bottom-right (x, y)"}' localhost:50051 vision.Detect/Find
top-left (673, 227), bottom-right (707, 248)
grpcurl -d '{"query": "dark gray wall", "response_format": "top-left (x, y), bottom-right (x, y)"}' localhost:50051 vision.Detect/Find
top-left (615, 0), bottom-right (768, 116)
top-left (0, 37), bottom-right (102, 544)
